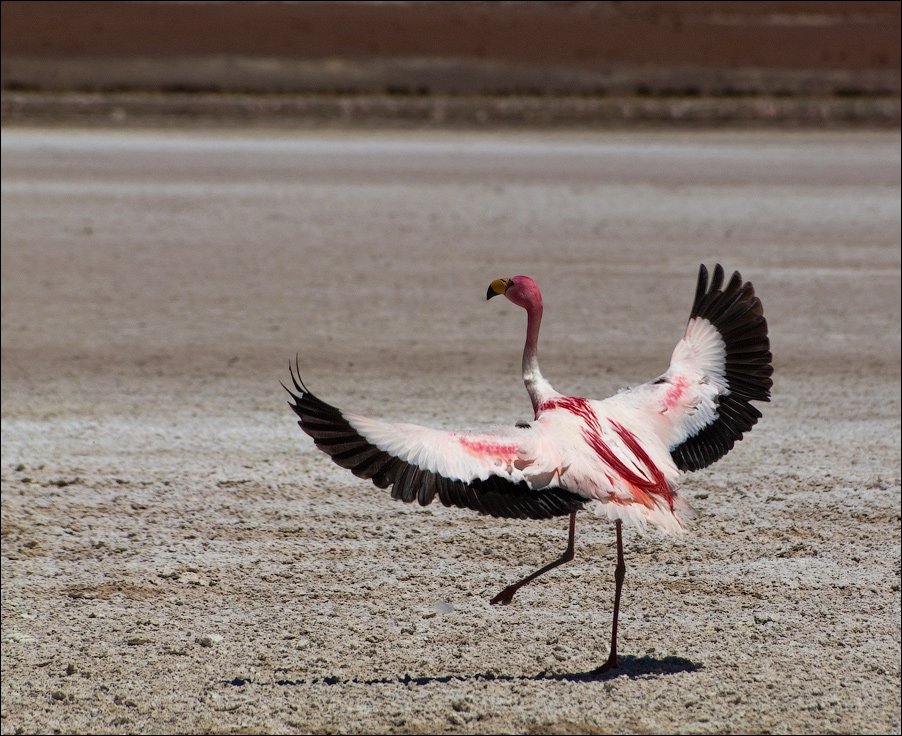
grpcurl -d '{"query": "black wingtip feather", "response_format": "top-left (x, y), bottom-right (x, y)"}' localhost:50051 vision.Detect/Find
top-left (692, 264), bottom-right (709, 317)
top-left (672, 264), bottom-right (773, 471)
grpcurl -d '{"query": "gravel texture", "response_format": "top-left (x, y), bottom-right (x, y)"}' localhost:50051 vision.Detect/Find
top-left (1, 128), bottom-right (900, 734)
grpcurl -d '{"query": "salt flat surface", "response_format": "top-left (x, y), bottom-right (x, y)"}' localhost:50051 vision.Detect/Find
top-left (2, 127), bottom-right (900, 734)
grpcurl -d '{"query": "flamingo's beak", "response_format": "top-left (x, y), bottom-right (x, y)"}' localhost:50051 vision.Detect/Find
top-left (486, 278), bottom-right (508, 300)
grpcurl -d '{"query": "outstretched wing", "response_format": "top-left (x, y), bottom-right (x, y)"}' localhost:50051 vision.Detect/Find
top-left (283, 360), bottom-right (586, 520)
top-left (609, 264), bottom-right (773, 472)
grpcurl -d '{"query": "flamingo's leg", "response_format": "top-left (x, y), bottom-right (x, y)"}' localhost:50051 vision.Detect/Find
top-left (593, 519), bottom-right (625, 674)
top-left (490, 511), bottom-right (577, 605)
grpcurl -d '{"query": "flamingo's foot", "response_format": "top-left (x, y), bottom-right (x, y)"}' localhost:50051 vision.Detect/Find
top-left (489, 586), bottom-right (517, 605)
top-left (590, 654), bottom-right (618, 675)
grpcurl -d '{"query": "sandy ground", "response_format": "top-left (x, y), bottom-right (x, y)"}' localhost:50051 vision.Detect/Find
top-left (1, 128), bottom-right (900, 734)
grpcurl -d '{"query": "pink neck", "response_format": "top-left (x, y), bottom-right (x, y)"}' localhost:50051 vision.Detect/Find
top-left (523, 302), bottom-right (542, 372)
top-left (506, 276), bottom-right (550, 414)
top-left (522, 299), bottom-right (544, 413)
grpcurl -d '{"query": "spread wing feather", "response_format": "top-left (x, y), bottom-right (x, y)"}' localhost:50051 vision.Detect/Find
top-left (608, 264), bottom-right (772, 472)
top-left (283, 360), bottom-right (586, 520)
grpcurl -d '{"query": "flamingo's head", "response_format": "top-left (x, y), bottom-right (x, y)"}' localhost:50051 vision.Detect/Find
top-left (486, 275), bottom-right (542, 311)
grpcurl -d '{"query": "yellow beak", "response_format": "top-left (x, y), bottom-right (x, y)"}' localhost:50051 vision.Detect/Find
top-left (486, 278), bottom-right (508, 300)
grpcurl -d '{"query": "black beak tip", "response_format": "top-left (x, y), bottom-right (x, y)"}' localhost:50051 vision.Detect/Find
top-left (486, 286), bottom-right (497, 300)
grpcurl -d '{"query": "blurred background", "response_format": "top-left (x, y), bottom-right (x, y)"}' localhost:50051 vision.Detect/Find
top-left (2, 0), bottom-right (900, 126)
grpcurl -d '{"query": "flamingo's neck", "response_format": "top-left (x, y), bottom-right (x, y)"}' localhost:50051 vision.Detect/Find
top-left (523, 302), bottom-right (554, 415)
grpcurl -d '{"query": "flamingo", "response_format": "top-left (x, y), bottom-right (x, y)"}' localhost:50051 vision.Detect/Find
top-left (284, 264), bottom-right (772, 673)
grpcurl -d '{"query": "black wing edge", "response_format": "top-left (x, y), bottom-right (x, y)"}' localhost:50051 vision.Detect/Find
top-left (282, 356), bottom-right (585, 520)
top-left (671, 264), bottom-right (774, 472)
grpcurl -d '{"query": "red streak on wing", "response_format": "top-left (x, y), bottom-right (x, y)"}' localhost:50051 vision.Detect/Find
top-left (457, 435), bottom-right (518, 461)
top-left (608, 420), bottom-right (675, 510)
top-left (538, 397), bottom-right (674, 510)
top-left (537, 396), bottom-right (596, 421)
top-left (663, 375), bottom-right (689, 410)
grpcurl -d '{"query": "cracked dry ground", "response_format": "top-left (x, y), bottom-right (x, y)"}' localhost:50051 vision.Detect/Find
top-left (2, 128), bottom-right (900, 734)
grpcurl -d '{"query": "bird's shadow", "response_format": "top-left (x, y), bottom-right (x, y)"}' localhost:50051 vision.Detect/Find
top-left (254, 654), bottom-right (701, 688)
